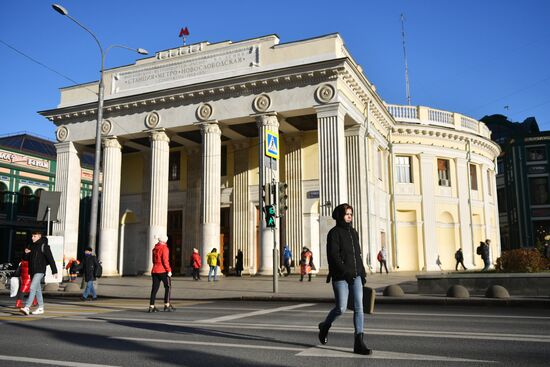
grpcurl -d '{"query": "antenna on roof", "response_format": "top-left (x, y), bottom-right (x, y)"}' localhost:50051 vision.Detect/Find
top-left (401, 13), bottom-right (411, 105)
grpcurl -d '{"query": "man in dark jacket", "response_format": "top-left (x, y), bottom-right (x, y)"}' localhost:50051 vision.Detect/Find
top-left (480, 240), bottom-right (491, 271)
top-left (318, 203), bottom-right (371, 355)
top-left (20, 231), bottom-right (58, 315)
top-left (79, 247), bottom-right (99, 301)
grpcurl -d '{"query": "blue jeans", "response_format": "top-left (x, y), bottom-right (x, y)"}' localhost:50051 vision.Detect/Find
top-left (83, 280), bottom-right (97, 299)
top-left (208, 265), bottom-right (218, 281)
top-left (322, 277), bottom-right (364, 334)
top-left (25, 273), bottom-right (44, 308)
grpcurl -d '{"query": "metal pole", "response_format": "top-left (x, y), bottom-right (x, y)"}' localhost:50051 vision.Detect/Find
top-left (88, 63), bottom-right (104, 251)
top-left (47, 207), bottom-right (51, 236)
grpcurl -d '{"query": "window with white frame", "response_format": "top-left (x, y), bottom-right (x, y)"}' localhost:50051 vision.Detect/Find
top-left (395, 156), bottom-right (412, 183)
top-left (470, 164), bottom-right (478, 191)
top-left (437, 159), bottom-right (450, 186)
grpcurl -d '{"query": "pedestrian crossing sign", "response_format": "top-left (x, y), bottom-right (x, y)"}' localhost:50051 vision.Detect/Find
top-left (265, 130), bottom-right (279, 159)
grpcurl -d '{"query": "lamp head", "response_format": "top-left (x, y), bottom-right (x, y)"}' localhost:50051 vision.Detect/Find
top-left (52, 4), bottom-right (68, 16)
top-left (137, 48), bottom-right (148, 55)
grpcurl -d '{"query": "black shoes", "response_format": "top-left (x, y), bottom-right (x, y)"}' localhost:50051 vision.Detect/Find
top-left (318, 322), bottom-right (330, 345)
top-left (148, 306), bottom-right (159, 313)
top-left (353, 333), bottom-right (372, 355)
top-left (164, 304), bottom-right (175, 312)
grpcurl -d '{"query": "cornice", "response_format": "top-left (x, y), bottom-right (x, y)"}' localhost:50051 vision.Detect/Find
top-left (391, 123), bottom-right (501, 158)
top-left (42, 62), bottom-right (345, 123)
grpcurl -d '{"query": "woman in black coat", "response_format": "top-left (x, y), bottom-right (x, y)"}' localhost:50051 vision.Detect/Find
top-left (318, 203), bottom-right (371, 355)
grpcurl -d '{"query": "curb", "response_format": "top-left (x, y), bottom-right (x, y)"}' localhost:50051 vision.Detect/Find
top-left (2, 291), bottom-right (546, 308)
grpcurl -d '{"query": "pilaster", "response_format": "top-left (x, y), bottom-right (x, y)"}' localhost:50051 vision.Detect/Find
top-left (456, 157), bottom-right (474, 267)
top-left (345, 123), bottom-right (368, 263)
top-left (419, 154), bottom-right (437, 270)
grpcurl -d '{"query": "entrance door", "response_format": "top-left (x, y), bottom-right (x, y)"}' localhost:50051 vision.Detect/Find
top-left (220, 207), bottom-right (230, 273)
top-left (167, 210), bottom-right (182, 273)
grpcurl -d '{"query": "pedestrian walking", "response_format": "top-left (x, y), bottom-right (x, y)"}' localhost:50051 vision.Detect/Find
top-left (477, 240), bottom-right (490, 271)
top-left (377, 247), bottom-right (389, 274)
top-left (436, 255), bottom-right (443, 271)
top-left (206, 248), bottom-right (220, 282)
top-left (78, 247), bottom-right (100, 301)
top-left (20, 231), bottom-right (58, 316)
top-left (190, 248), bottom-right (201, 280)
top-left (235, 249), bottom-right (244, 277)
top-left (318, 203), bottom-right (371, 355)
top-left (454, 248), bottom-right (467, 271)
top-left (543, 237), bottom-right (550, 259)
top-left (299, 246), bottom-right (314, 282)
top-left (65, 258), bottom-right (80, 282)
top-left (148, 236), bottom-right (175, 312)
top-left (282, 245), bottom-right (292, 276)
top-left (14, 250), bottom-right (37, 309)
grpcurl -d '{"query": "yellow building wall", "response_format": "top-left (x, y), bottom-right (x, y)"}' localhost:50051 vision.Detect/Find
top-left (121, 153), bottom-right (143, 194)
top-left (435, 211), bottom-right (457, 270)
top-left (396, 209), bottom-right (420, 271)
top-left (301, 131), bottom-right (318, 181)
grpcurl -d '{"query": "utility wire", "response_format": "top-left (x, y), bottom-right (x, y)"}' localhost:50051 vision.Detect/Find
top-left (0, 38), bottom-right (84, 87)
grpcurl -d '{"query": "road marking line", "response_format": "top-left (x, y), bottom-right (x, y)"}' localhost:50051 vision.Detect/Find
top-left (197, 303), bottom-right (315, 323)
top-left (374, 311), bottom-right (550, 320)
top-left (0, 355), bottom-right (121, 367)
top-left (111, 336), bottom-right (302, 351)
top-left (69, 316), bottom-right (550, 343)
top-left (297, 346), bottom-right (496, 362)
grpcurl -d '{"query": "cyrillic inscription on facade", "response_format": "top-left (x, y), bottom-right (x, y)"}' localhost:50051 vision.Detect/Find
top-left (0, 150), bottom-right (50, 171)
top-left (113, 45), bottom-right (260, 93)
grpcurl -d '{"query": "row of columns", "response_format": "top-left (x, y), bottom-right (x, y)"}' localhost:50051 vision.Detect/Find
top-left (54, 102), bottom-right (362, 276)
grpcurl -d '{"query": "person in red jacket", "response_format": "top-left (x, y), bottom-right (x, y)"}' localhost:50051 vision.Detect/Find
top-left (15, 251), bottom-right (37, 308)
top-left (190, 248), bottom-right (201, 281)
top-left (148, 235), bottom-right (175, 312)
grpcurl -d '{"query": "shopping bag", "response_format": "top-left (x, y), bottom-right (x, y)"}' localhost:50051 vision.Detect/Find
top-left (347, 286), bottom-right (376, 314)
top-left (9, 277), bottom-right (19, 297)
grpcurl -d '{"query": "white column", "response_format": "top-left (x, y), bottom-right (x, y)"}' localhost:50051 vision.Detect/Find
top-left (491, 168), bottom-right (501, 259)
top-left (345, 124), bottom-right (368, 263)
top-left (456, 157), bottom-right (474, 267)
top-left (316, 103), bottom-right (348, 270)
top-left (99, 137), bottom-right (122, 276)
top-left (257, 113), bottom-right (279, 275)
top-left (53, 142), bottom-right (82, 261)
top-left (146, 130), bottom-right (170, 271)
top-left (482, 164), bottom-right (495, 265)
top-left (200, 121), bottom-right (222, 274)
top-left (419, 154), bottom-right (437, 271)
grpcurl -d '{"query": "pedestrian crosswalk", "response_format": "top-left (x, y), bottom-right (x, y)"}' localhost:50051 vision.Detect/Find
top-left (0, 299), bottom-right (206, 322)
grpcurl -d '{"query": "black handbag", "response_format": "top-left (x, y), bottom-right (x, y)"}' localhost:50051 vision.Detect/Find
top-left (347, 286), bottom-right (376, 314)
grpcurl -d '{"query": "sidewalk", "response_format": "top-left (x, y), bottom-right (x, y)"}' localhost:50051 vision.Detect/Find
top-left (3, 271), bottom-right (547, 307)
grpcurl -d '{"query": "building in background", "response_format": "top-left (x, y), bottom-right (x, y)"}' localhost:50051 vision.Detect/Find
top-left (0, 133), bottom-right (93, 264)
top-left (483, 114), bottom-right (548, 250)
top-left (40, 34), bottom-right (500, 275)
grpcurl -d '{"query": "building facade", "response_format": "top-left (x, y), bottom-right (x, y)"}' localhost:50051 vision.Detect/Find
top-left (40, 34), bottom-right (500, 275)
top-left (483, 114), bottom-right (549, 250)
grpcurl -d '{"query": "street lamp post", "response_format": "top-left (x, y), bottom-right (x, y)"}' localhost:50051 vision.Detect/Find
top-left (52, 4), bottom-right (147, 251)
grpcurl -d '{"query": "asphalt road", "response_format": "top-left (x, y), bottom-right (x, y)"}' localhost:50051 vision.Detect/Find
top-left (0, 296), bottom-right (549, 366)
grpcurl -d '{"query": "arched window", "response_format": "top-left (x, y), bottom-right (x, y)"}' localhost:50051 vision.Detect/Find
top-left (18, 186), bottom-right (34, 215)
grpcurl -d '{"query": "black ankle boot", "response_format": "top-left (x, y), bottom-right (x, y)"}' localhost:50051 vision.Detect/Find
top-left (353, 333), bottom-right (372, 355)
top-left (318, 322), bottom-right (330, 345)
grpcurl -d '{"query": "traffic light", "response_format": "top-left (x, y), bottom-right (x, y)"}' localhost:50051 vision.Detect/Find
top-left (262, 183), bottom-right (273, 206)
top-left (277, 182), bottom-right (288, 216)
top-left (264, 205), bottom-right (276, 228)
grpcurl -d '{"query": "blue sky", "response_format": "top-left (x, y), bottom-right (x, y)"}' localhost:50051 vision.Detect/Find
top-left (1, 0), bottom-right (549, 141)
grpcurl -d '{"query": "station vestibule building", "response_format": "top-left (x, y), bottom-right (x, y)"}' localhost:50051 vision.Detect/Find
top-left (39, 34), bottom-right (500, 276)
